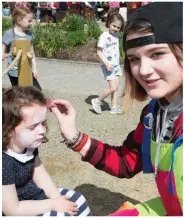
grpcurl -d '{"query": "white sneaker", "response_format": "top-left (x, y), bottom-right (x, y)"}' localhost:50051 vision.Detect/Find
top-left (91, 98), bottom-right (102, 114)
top-left (110, 106), bottom-right (122, 114)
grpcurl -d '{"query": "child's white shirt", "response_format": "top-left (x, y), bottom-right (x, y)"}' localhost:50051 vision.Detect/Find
top-left (3, 148), bottom-right (35, 163)
top-left (97, 31), bottom-right (120, 66)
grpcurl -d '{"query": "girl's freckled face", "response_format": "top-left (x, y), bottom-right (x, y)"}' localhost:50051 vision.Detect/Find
top-left (11, 105), bottom-right (48, 150)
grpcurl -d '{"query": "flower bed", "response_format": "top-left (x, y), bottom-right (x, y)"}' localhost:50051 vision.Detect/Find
top-left (2, 14), bottom-right (124, 63)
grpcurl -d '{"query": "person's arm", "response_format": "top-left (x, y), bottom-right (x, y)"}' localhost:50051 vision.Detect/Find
top-left (85, 2), bottom-right (92, 8)
top-left (49, 100), bottom-right (148, 179)
top-left (2, 152), bottom-right (77, 216)
top-left (33, 155), bottom-right (60, 199)
top-left (2, 43), bottom-right (7, 60)
top-left (80, 123), bottom-right (144, 178)
top-left (77, 106), bottom-right (149, 178)
top-left (2, 30), bottom-right (11, 60)
top-left (2, 184), bottom-right (77, 216)
top-left (97, 48), bottom-right (113, 71)
top-left (2, 184), bottom-right (55, 216)
top-left (97, 33), bottom-right (113, 71)
top-left (30, 44), bottom-right (39, 78)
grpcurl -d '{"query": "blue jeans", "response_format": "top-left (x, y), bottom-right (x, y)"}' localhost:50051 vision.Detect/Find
top-left (36, 8), bottom-right (41, 20)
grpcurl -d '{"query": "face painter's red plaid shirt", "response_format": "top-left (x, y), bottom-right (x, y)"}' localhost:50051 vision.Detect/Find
top-left (82, 104), bottom-right (183, 179)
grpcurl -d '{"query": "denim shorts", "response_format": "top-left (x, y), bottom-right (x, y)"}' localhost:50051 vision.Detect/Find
top-left (101, 65), bottom-right (122, 80)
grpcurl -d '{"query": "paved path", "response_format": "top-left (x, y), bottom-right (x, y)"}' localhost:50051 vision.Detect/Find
top-left (2, 58), bottom-right (158, 215)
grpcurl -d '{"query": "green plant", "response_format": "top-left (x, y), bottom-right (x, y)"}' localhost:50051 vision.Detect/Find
top-left (2, 17), bottom-right (12, 35)
top-left (66, 30), bottom-right (88, 47)
top-left (118, 32), bottom-right (125, 58)
top-left (32, 24), bottom-right (68, 57)
top-left (86, 20), bottom-right (102, 39)
top-left (60, 14), bottom-right (85, 32)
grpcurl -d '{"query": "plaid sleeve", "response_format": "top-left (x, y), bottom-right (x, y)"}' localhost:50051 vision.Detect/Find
top-left (82, 105), bottom-right (148, 179)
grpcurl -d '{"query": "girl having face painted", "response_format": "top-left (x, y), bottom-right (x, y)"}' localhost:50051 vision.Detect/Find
top-left (2, 86), bottom-right (92, 216)
top-left (48, 2), bottom-right (183, 216)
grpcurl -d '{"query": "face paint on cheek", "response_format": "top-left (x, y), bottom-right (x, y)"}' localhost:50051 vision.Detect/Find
top-left (33, 108), bottom-right (48, 124)
top-left (18, 130), bottom-right (37, 148)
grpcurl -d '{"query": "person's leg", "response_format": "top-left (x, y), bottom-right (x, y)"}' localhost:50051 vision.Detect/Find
top-left (36, 8), bottom-right (41, 22)
top-left (39, 188), bottom-right (92, 216)
top-left (98, 79), bottom-right (117, 101)
top-left (91, 66), bottom-right (117, 114)
top-left (59, 188), bottom-right (92, 216)
top-left (91, 79), bottom-right (117, 114)
top-left (92, 3), bottom-right (99, 20)
top-left (8, 74), bottom-right (41, 90)
top-left (52, 11), bottom-right (56, 23)
top-left (33, 75), bottom-right (42, 91)
top-left (98, 64), bottom-right (118, 101)
top-left (8, 75), bottom-right (18, 86)
top-left (110, 76), bottom-right (119, 108)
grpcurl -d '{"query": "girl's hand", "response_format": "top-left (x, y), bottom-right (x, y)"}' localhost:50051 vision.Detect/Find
top-left (106, 63), bottom-right (113, 71)
top-left (33, 72), bottom-right (39, 79)
top-left (2, 53), bottom-right (8, 61)
top-left (47, 99), bottom-right (78, 140)
top-left (52, 196), bottom-right (78, 215)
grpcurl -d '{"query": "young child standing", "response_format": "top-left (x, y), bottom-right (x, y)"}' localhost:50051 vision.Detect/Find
top-left (2, 86), bottom-right (92, 216)
top-left (91, 12), bottom-right (124, 114)
top-left (2, 7), bottom-right (41, 90)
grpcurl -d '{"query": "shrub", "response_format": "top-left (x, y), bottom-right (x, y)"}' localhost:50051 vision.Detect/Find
top-left (67, 30), bottom-right (88, 47)
top-left (118, 33), bottom-right (125, 58)
top-left (2, 15), bottom-right (102, 59)
top-left (60, 14), bottom-right (85, 32)
top-left (2, 17), bottom-right (12, 35)
top-left (86, 20), bottom-right (102, 39)
top-left (32, 24), bottom-right (67, 57)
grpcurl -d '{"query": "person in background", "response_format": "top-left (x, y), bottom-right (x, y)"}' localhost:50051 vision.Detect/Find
top-left (2, 7), bottom-right (41, 90)
top-left (86, 2), bottom-right (101, 21)
top-left (58, 2), bottom-right (69, 11)
top-left (91, 12), bottom-right (124, 114)
top-left (103, 2), bottom-right (120, 19)
top-left (108, 1), bottom-right (120, 13)
top-left (15, 1), bottom-right (28, 8)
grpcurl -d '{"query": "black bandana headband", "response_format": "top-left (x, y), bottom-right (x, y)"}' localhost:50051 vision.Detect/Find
top-left (125, 35), bottom-right (155, 50)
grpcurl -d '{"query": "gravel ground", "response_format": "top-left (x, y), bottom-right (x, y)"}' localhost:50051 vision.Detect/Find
top-left (2, 59), bottom-right (159, 215)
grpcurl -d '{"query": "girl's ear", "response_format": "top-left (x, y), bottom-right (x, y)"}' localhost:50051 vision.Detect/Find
top-left (16, 17), bottom-right (22, 25)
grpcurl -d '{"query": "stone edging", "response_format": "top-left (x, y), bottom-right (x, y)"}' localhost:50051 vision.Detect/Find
top-left (36, 57), bottom-right (124, 67)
